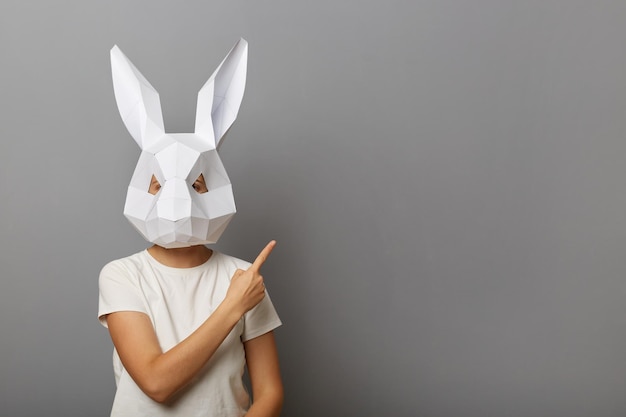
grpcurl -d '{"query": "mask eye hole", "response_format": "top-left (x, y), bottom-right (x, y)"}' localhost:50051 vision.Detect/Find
top-left (148, 175), bottom-right (161, 195)
top-left (192, 174), bottom-right (209, 194)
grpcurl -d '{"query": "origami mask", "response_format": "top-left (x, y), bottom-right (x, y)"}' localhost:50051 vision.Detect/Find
top-left (111, 39), bottom-right (247, 248)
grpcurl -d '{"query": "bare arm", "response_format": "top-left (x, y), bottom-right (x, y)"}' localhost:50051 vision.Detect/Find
top-left (244, 331), bottom-right (284, 417)
top-left (106, 241), bottom-right (276, 403)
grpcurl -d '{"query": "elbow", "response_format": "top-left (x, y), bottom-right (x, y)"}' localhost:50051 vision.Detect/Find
top-left (147, 390), bottom-right (172, 405)
top-left (273, 384), bottom-right (285, 409)
top-left (277, 388), bottom-right (285, 412)
top-left (140, 378), bottom-right (177, 404)
top-left (269, 388), bottom-right (285, 417)
top-left (255, 385), bottom-right (284, 415)
top-left (129, 359), bottom-right (184, 404)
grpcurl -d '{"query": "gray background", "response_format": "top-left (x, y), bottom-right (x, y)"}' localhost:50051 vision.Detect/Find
top-left (1, 1), bottom-right (626, 416)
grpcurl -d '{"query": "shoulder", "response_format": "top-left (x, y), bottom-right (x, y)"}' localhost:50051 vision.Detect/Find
top-left (99, 251), bottom-right (148, 286)
top-left (98, 251), bottom-right (152, 326)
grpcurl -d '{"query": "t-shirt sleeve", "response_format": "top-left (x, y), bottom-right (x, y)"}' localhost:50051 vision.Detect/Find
top-left (241, 290), bottom-right (282, 342)
top-left (98, 260), bottom-right (148, 328)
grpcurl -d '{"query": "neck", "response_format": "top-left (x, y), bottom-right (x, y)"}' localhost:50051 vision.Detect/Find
top-left (147, 244), bottom-right (213, 268)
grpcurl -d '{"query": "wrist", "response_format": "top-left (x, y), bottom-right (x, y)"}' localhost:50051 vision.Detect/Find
top-left (218, 298), bottom-right (244, 323)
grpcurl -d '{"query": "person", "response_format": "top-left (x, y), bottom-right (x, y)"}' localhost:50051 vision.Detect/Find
top-left (99, 40), bottom-right (283, 416)
top-left (98, 238), bottom-right (283, 416)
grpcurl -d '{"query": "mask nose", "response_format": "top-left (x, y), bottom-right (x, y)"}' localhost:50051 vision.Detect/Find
top-left (156, 178), bottom-right (192, 222)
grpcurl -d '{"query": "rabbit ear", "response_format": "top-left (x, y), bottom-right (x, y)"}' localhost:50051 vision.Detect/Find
top-left (111, 45), bottom-right (165, 150)
top-left (195, 38), bottom-right (248, 148)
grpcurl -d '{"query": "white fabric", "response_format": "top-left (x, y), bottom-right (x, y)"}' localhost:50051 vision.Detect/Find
top-left (98, 250), bottom-right (282, 417)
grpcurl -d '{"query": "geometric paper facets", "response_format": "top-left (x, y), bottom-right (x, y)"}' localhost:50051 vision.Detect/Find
top-left (111, 39), bottom-right (248, 248)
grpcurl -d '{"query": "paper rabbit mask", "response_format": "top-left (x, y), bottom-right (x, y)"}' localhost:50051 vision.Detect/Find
top-left (111, 39), bottom-right (247, 248)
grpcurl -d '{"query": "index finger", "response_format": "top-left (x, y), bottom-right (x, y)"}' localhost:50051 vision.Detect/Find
top-left (250, 240), bottom-right (276, 271)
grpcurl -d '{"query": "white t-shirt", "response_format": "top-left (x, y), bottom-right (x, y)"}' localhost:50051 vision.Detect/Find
top-left (98, 249), bottom-right (282, 417)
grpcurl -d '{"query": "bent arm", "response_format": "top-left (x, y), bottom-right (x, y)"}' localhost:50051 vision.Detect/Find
top-left (244, 331), bottom-right (284, 417)
top-left (106, 300), bottom-right (242, 403)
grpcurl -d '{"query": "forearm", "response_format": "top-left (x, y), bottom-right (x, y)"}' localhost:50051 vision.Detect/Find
top-left (155, 303), bottom-right (242, 400)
